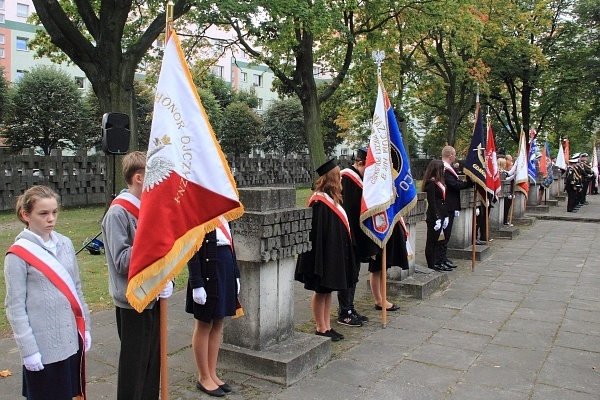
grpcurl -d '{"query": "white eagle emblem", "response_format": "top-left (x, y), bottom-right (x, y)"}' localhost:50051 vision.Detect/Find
top-left (143, 135), bottom-right (175, 192)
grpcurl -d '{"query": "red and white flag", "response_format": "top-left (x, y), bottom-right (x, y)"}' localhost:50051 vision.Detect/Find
top-left (485, 124), bottom-right (501, 202)
top-left (127, 31), bottom-right (244, 312)
top-left (514, 130), bottom-right (529, 197)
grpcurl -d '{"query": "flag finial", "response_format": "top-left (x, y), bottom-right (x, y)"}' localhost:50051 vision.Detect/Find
top-left (372, 50), bottom-right (385, 77)
top-left (166, 1), bottom-right (174, 41)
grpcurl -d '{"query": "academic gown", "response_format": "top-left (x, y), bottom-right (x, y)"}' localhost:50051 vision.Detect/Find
top-left (295, 199), bottom-right (357, 292)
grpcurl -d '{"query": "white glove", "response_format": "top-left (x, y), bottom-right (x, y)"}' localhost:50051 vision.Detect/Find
top-left (159, 280), bottom-right (174, 299)
top-left (434, 219), bottom-right (441, 231)
top-left (476, 208), bottom-right (480, 216)
top-left (442, 217), bottom-right (449, 229)
top-left (84, 331), bottom-right (92, 352)
top-left (192, 287), bottom-right (207, 305)
top-left (236, 278), bottom-right (240, 294)
top-left (23, 352), bottom-right (44, 371)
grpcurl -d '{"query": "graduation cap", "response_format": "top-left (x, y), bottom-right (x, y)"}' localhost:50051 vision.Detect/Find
top-left (356, 147), bottom-right (368, 161)
top-left (315, 158), bottom-right (338, 176)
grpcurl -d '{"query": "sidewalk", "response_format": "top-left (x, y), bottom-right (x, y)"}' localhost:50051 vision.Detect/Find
top-left (1, 195), bottom-right (599, 399)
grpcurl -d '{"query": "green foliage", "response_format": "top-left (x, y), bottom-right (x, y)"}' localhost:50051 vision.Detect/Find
top-left (261, 98), bottom-right (307, 156)
top-left (3, 66), bottom-right (88, 154)
top-left (0, 66), bottom-right (8, 123)
top-left (198, 88), bottom-right (223, 136)
top-left (218, 102), bottom-right (263, 156)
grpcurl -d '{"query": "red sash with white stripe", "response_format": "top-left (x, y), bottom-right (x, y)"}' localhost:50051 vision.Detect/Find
top-left (7, 240), bottom-right (87, 398)
top-left (341, 168), bottom-right (363, 189)
top-left (309, 192), bottom-right (351, 240)
top-left (110, 192), bottom-right (140, 219)
top-left (444, 164), bottom-right (459, 179)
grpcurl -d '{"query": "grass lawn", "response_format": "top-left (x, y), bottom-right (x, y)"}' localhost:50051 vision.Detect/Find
top-left (0, 188), bottom-right (314, 335)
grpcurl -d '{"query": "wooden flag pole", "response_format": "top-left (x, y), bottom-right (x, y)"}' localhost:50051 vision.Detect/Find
top-left (471, 187), bottom-right (477, 271)
top-left (160, 4), bottom-right (174, 400)
top-left (381, 245), bottom-right (387, 329)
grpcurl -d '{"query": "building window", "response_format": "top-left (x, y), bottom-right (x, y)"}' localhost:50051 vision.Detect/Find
top-left (253, 74), bottom-right (263, 87)
top-left (241, 72), bottom-right (247, 82)
top-left (16, 37), bottom-right (28, 51)
top-left (210, 65), bottom-right (224, 78)
top-left (0, 1), bottom-right (5, 10)
top-left (256, 98), bottom-right (263, 110)
top-left (17, 3), bottom-right (29, 18)
top-left (16, 70), bottom-right (26, 81)
top-left (0, 14), bottom-right (5, 23)
top-left (0, 34), bottom-right (4, 44)
top-left (340, 148), bottom-right (349, 156)
top-left (155, 38), bottom-right (164, 48)
top-left (0, 48), bottom-right (4, 59)
top-left (75, 77), bottom-right (85, 89)
top-left (313, 66), bottom-right (320, 77)
top-left (239, 49), bottom-right (246, 59)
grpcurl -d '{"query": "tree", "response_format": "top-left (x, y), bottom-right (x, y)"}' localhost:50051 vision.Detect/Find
top-left (196, 0), bottom-right (406, 173)
top-left (262, 98), bottom-right (307, 156)
top-left (218, 102), bottom-right (263, 156)
top-left (4, 66), bottom-right (88, 155)
top-left (0, 66), bottom-right (8, 123)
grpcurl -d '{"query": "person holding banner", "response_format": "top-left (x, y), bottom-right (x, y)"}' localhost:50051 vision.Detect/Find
top-left (186, 217), bottom-right (240, 397)
top-left (422, 160), bottom-right (452, 271)
top-left (5, 185), bottom-right (91, 400)
top-left (295, 159), bottom-right (357, 341)
top-left (338, 147), bottom-right (376, 326)
top-left (102, 151), bottom-right (174, 400)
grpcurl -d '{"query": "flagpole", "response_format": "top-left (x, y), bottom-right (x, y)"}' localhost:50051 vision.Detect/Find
top-left (372, 49), bottom-right (388, 329)
top-left (485, 107), bottom-right (490, 245)
top-left (159, 3), bottom-right (174, 400)
top-left (471, 187), bottom-right (477, 271)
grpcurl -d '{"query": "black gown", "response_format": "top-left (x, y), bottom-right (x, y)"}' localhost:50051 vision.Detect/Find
top-left (295, 196), bottom-right (357, 293)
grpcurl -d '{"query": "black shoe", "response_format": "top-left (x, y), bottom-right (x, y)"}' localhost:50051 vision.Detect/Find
top-left (196, 381), bottom-right (225, 397)
top-left (329, 328), bottom-right (345, 340)
top-left (432, 264), bottom-right (451, 272)
top-left (315, 330), bottom-right (341, 341)
top-left (444, 260), bottom-right (456, 268)
top-left (219, 383), bottom-right (232, 393)
top-left (374, 303), bottom-right (400, 311)
top-left (337, 313), bottom-right (363, 327)
top-left (352, 310), bottom-right (369, 323)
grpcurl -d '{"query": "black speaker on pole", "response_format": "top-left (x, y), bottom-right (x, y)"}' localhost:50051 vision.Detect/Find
top-left (102, 112), bottom-right (130, 155)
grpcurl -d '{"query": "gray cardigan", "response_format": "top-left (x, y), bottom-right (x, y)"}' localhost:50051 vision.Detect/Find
top-left (4, 230), bottom-right (91, 364)
top-left (101, 199), bottom-right (156, 310)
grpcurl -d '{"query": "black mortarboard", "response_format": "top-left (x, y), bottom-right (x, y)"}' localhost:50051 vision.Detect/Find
top-left (356, 147), bottom-right (368, 160)
top-left (315, 158), bottom-right (337, 176)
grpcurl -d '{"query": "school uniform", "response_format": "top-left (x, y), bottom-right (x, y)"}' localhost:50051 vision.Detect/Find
top-left (424, 180), bottom-right (448, 269)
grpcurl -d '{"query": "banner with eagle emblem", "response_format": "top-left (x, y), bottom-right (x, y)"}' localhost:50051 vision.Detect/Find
top-left (127, 31), bottom-right (244, 312)
top-left (360, 77), bottom-right (417, 248)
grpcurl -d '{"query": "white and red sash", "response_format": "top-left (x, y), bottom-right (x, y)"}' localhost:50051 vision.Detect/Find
top-left (216, 216), bottom-right (233, 250)
top-left (309, 192), bottom-right (351, 240)
top-left (109, 192), bottom-right (140, 219)
top-left (432, 179), bottom-right (446, 200)
top-left (340, 168), bottom-right (363, 189)
top-left (7, 239), bottom-right (87, 398)
top-left (444, 162), bottom-right (459, 179)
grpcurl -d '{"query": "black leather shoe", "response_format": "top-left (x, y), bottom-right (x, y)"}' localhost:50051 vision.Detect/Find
top-left (219, 383), bottom-right (232, 393)
top-left (374, 303), bottom-right (400, 311)
top-left (432, 264), bottom-right (451, 272)
top-left (196, 381), bottom-right (225, 397)
top-left (443, 261), bottom-right (457, 269)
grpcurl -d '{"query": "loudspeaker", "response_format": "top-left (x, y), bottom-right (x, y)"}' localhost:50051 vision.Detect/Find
top-left (102, 112), bottom-right (130, 155)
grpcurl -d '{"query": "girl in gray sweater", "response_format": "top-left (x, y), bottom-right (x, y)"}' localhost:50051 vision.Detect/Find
top-left (4, 185), bottom-right (91, 400)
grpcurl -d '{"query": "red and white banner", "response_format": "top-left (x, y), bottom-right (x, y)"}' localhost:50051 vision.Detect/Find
top-left (485, 124), bottom-right (501, 201)
top-left (127, 31), bottom-right (244, 312)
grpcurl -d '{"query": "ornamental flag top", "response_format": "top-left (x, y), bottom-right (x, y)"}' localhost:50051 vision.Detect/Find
top-left (127, 31), bottom-right (244, 312)
top-left (360, 77), bottom-right (417, 248)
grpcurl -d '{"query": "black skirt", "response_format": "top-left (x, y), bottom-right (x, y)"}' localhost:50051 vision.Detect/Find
top-left (185, 246), bottom-right (237, 323)
top-left (22, 350), bottom-right (82, 400)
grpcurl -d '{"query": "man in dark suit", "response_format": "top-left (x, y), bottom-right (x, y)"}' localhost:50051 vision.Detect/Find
top-left (440, 146), bottom-right (472, 268)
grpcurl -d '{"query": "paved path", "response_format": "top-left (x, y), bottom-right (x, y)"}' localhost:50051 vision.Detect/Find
top-left (1, 195), bottom-right (599, 399)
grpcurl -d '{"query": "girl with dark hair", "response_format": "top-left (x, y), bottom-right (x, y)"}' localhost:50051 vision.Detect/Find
top-left (421, 160), bottom-right (451, 271)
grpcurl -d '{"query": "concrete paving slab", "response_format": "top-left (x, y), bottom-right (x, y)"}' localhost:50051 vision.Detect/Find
top-left (448, 382), bottom-right (530, 400)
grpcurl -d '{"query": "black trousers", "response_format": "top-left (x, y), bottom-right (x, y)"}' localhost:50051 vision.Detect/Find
top-left (503, 197), bottom-right (513, 224)
top-left (115, 302), bottom-right (161, 400)
top-left (425, 221), bottom-right (443, 268)
top-left (566, 186), bottom-right (578, 211)
top-left (476, 205), bottom-right (489, 240)
top-left (338, 254), bottom-right (361, 316)
top-left (438, 214), bottom-right (455, 262)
